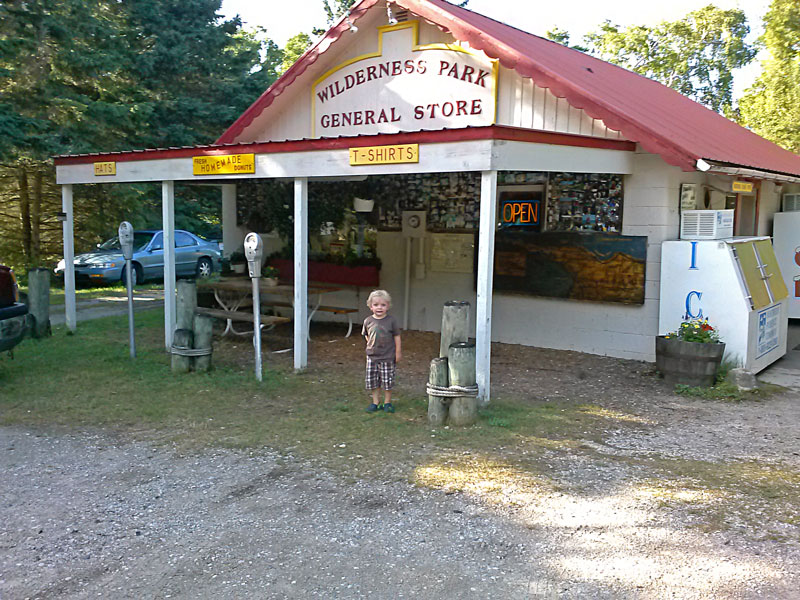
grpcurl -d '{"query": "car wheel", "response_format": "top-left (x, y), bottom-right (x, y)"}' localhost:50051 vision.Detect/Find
top-left (196, 257), bottom-right (213, 278)
top-left (121, 263), bottom-right (143, 287)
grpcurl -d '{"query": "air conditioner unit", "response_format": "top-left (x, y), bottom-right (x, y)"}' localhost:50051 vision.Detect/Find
top-left (782, 193), bottom-right (800, 212)
top-left (680, 209), bottom-right (734, 240)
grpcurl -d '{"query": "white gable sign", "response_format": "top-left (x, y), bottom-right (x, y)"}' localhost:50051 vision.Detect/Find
top-left (312, 22), bottom-right (497, 137)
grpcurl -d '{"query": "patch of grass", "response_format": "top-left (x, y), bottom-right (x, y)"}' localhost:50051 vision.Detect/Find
top-left (714, 357), bottom-right (738, 384)
top-left (674, 380), bottom-right (780, 402)
top-left (0, 311), bottom-right (626, 478)
top-left (634, 457), bottom-right (800, 537)
top-left (412, 455), bottom-right (556, 503)
top-left (19, 282), bottom-right (163, 306)
top-left (672, 357), bottom-right (786, 402)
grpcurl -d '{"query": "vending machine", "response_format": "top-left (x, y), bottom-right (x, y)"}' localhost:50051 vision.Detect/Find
top-left (660, 237), bottom-right (789, 373)
top-left (772, 211), bottom-right (800, 319)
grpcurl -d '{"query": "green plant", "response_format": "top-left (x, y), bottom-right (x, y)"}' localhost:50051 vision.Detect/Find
top-left (268, 248), bottom-right (382, 268)
top-left (715, 358), bottom-right (739, 384)
top-left (263, 265), bottom-right (280, 278)
top-left (229, 248), bottom-right (246, 263)
top-left (665, 318), bottom-right (720, 343)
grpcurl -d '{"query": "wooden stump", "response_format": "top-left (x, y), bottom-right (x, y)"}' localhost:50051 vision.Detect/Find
top-left (427, 357), bottom-right (449, 427)
top-left (439, 301), bottom-right (470, 358)
top-left (193, 314), bottom-right (213, 372)
top-left (27, 268), bottom-right (51, 338)
top-left (176, 281), bottom-right (197, 370)
top-left (447, 342), bottom-right (477, 426)
top-left (171, 328), bottom-right (193, 373)
top-left (176, 280), bottom-right (197, 330)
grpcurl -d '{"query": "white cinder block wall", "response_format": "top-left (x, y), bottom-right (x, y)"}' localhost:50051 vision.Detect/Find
top-left (374, 149), bottom-right (704, 362)
top-left (312, 161), bottom-right (786, 362)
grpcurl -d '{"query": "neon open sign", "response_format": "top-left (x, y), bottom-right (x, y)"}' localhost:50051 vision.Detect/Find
top-left (501, 200), bottom-right (540, 226)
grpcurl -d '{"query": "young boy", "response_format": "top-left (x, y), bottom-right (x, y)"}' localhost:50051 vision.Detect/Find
top-left (362, 289), bottom-right (401, 413)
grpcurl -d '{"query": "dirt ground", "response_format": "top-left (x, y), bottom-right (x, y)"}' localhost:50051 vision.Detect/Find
top-left (3, 321), bottom-right (800, 598)
top-left (253, 323), bottom-right (800, 466)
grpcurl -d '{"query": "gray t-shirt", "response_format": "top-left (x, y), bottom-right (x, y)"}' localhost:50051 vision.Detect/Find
top-left (362, 314), bottom-right (400, 361)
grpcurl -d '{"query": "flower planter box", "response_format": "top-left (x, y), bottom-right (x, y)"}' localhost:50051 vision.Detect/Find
top-left (270, 258), bottom-right (380, 287)
top-left (655, 336), bottom-right (726, 387)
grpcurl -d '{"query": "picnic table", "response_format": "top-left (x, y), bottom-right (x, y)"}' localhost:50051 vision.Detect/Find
top-left (197, 277), bottom-right (358, 338)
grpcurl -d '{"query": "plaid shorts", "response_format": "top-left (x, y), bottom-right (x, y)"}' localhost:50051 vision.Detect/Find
top-left (365, 356), bottom-right (396, 390)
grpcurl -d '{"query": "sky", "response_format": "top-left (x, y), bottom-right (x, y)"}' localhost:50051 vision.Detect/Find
top-left (220, 0), bottom-right (773, 96)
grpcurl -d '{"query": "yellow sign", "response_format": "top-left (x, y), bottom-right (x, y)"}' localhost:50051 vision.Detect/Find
top-left (349, 144), bottom-right (419, 166)
top-left (94, 162), bottom-right (116, 176)
top-left (732, 181), bottom-right (754, 193)
top-left (193, 154), bottom-right (255, 176)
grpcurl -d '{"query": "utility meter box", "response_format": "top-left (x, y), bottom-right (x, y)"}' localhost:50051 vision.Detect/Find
top-left (402, 211), bottom-right (426, 238)
top-left (680, 209), bottom-right (734, 240)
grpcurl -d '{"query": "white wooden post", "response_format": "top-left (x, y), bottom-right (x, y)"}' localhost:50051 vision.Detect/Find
top-left (61, 184), bottom-right (76, 332)
top-left (294, 178), bottom-right (308, 370)
top-left (162, 181), bottom-right (176, 350)
top-left (221, 184), bottom-right (238, 258)
top-left (476, 170), bottom-right (497, 405)
top-left (403, 238), bottom-right (411, 330)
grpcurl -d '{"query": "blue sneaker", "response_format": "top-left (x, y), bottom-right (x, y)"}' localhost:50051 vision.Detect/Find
top-left (366, 403), bottom-right (380, 413)
top-left (383, 403), bottom-right (395, 413)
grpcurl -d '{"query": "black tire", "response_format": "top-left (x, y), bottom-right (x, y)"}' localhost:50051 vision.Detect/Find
top-left (196, 257), bottom-right (213, 278)
top-left (121, 262), bottom-right (143, 287)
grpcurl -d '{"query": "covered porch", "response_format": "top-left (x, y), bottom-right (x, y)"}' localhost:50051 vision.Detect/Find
top-left (54, 126), bottom-right (635, 402)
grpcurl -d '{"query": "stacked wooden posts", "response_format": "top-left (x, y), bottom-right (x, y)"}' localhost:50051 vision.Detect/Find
top-left (27, 268), bottom-right (51, 338)
top-left (171, 280), bottom-right (213, 373)
top-left (427, 301), bottom-right (478, 426)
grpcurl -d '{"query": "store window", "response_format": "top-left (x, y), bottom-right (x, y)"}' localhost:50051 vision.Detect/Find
top-left (545, 172), bottom-right (624, 233)
top-left (372, 171), bottom-right (624, 234)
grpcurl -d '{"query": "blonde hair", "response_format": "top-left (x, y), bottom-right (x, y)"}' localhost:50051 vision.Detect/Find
top-left (367, 289), bottom-right (392, 308)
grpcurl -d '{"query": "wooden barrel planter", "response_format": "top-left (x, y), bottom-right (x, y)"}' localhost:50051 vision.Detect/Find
top-left (655, 336), bottom-right (725, 387)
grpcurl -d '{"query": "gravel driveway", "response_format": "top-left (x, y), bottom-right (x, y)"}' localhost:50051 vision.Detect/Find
top-left (3, 320), bottom-right (800, 598)
top-left (3, 416), bottom-right (799, 599)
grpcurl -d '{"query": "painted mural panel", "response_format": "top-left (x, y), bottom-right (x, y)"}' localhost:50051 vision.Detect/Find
top-left (493, 231), bottom-right (647, 304)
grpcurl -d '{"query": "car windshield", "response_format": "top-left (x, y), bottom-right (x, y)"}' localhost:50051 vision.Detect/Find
top-left (98, 232), bottom-right (153, 252)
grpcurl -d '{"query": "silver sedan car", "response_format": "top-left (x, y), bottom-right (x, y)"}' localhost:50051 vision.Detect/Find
top-left (55, 230), bottom-right (221, 286)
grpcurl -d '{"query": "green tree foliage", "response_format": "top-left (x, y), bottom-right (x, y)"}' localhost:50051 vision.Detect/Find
top-left (738, 0), bottom-right (800, 152)
top-left (281, 33), bottom-right (313, 74)
top-left (0, 0), bottom-right (137, 268)
top-left (322, 0), bottom-right (356, 27)
top-left (584, 5), bottom-right (757, 114)
top-left (545, 27), bottom-right (588, 53)
top-left (0, 0), bottom-right (280, 271)
top-left (124, 0), bottom-right (275, 148)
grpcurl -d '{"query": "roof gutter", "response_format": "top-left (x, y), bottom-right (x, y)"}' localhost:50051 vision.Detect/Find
top-left (697, 159), bottom-right (800, 185)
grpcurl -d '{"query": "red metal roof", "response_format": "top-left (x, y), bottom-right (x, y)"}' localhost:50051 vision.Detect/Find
top-left (54, 125), bottom-right (633, 165)
top-left (217, 0), bottom-right (800, 177)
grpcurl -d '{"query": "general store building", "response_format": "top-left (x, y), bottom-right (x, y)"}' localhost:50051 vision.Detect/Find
top-left (54, 0), bottom-right (800, 400)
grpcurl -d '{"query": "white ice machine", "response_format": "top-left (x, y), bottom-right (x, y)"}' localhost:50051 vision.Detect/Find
top-left (660, 237), bottom-right (789, 373)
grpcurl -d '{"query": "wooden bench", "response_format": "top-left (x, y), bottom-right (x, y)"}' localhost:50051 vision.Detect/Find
top-left (312, 306), bottom-right (359, 337)
top-left (258, 301), bottom-right (359, 338)
top-left (195, 307), bottom-right (290, 337)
